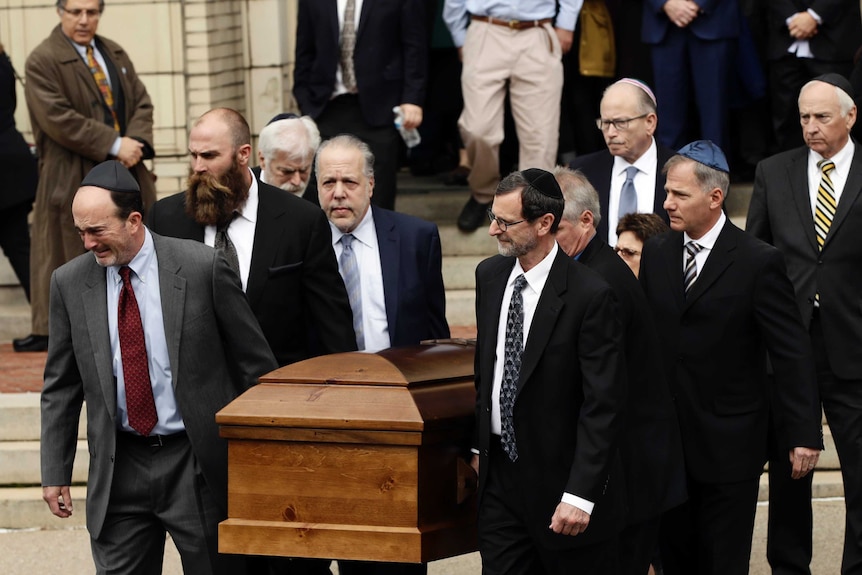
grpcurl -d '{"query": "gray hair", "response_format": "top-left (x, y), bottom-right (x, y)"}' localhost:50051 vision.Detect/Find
top-left (663, 155), bottom-right (730, 197)
top-left (553, 166), bottom-right (602, 229)
top-left (57, 0), bottom-right (105, 11)
top-left (315, 134), bottom-right (375, 179)
top-left (258, 116), bottom-right (320, 164)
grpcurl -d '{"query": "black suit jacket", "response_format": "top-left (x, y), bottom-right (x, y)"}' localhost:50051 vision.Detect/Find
top-left (568, 144), bottom-right (674, 242)
top-left (293, 0), bottom-right (427, 128)
top-left (147, 180), bottom-right (357, 366)
top-left (747, 142), bottom-right (862, 380)
top-left (639, 223), bottom-right (822, 483)
top-left (578, 237), bottom-right (686, 524)
top-left (371, 206), bottom-right (449, 346)
top-left (474, 249), bottom-right (625, 548)
top-left (766, 1), bottom-right (862, 61)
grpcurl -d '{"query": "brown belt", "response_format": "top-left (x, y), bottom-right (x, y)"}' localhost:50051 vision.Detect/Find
top-left (470, 15), bottom-right (553, 30)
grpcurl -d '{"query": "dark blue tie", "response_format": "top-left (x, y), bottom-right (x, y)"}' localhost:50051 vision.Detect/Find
top-left (501, 274), bottom-right (528, 461)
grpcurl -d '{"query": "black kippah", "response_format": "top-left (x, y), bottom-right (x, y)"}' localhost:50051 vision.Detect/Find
top-left (812, 73), bottom-right (855, 99)
top-left (80, 160), bottom-right (140, 193)
top-left (521, 168), bottom-right (563, 199)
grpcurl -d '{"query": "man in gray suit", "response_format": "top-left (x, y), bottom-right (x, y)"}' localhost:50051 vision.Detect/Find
top-left (40, 161), bottom-right (277, 575)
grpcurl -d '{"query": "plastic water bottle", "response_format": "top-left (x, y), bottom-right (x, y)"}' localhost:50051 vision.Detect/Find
top-left (393, 106), bottom-right (421, 148)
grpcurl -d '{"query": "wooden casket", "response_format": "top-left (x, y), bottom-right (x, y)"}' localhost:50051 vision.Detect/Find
top-left (216, 342), bottom-right (478, 563)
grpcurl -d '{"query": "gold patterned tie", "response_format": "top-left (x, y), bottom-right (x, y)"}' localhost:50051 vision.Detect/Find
top-left (85, 45), bottom-right (120, 132)
top-left (814, 159), bottom-right (836, 250)
top-left (340, 0), bottom-right (358, 93)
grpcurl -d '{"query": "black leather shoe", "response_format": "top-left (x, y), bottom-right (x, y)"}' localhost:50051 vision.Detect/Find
top-left (12, 334), bottom-right (49, 352)
top-left (457, 197), bottom-right (491, 232)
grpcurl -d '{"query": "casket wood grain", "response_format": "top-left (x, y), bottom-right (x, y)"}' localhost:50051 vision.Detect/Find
top-left (217, 343), bottom-right (478, 562)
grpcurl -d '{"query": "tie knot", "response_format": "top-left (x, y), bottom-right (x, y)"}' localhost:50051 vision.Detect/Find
top-left (512, 274), bottom-right (527, 295)
top-left (685, 242), bottom-right (703, 257)
top-left (341, 233), bottom-right (355, 249)
top-left (625, 166), bottom-right (638, 180)
top-left (119, 266), bottom-right (132, 284)
top-left (818, 159), bottom-right (835, 175)
top-left (86, 44), bottom-right (94, 56)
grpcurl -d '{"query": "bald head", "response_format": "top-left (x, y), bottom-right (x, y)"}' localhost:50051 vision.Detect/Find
top-left (599, 82), bottom-right (658, 163)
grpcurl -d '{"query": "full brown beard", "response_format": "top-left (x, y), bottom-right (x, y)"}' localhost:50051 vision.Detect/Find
top-left (184, 159), bottom-right (250, 227)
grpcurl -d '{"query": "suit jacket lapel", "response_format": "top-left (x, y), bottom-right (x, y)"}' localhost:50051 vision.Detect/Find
top-left (373, 207), bottom-right (400, 333)
top-left (479, 259), bottom-right (512, 402)
top-left (517, 251), bottom-right (566, 393)
top-left (683, 223), bottom-right (736, 309)
top-left (788, 149), bottom-right (819, 253)
top-left (246, 183), bottom-right (285, 308)
top-left (661, 231), bottom-right (687, 310)
top-left (82, 261), bottom-right (116, 420)
top-left (153, 235), bottom-right (186, 392)
top-left (825, 141), bottom-right (862, 248)
top-left (356, 0), bottom-right (372, 42)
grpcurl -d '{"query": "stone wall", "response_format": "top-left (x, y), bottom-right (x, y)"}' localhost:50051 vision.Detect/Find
top-left (0, 0), bottom-right (299, 201)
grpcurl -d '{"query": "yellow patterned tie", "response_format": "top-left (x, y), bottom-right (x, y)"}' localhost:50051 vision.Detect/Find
top-left (814, 159), bottom-right (836, 250)
top-left (85, 45), bottom-right (120, 132)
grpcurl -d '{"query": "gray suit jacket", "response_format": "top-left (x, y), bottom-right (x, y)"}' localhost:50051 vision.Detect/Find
top-left (41, 232), bottom-right (277, 538)
top-left (747, 141), bottom-right (862, 380)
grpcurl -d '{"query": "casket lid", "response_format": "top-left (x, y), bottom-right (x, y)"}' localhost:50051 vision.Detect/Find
top-left (216, 342), bottom-right (475, 433)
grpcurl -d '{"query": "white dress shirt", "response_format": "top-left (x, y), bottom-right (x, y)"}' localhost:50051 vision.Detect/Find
top-left (607, 139), bottom-right (659, 246)
top-left (107, 229), bottom-right (183, 435)
top-left (329, 208), bottom-right (391, 352)
top-left (807, 138), bottom-right (854, 217)
top-left (203, 168), bottom-right (259, 292)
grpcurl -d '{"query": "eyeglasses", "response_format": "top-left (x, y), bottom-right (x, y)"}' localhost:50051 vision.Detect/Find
top-left (487, 209), bottom-right (526, 232)
top-left (60, 7), bottom-right (101, 19)
top-left (595, 114), bottom-right (648, 132)
top-left (614, 246), bottom-right (641, 258)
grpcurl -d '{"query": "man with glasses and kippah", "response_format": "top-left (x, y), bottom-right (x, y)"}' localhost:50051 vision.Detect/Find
top-left (17, 0), bottom-right (155, 353)
top-left (570, 78), bottom-right (674, 248)
top-left (473, 168), bottom-right (625, 574)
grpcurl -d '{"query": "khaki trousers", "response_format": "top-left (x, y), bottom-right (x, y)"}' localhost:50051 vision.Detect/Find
top-left (459, 21), bottom-right (563, 202)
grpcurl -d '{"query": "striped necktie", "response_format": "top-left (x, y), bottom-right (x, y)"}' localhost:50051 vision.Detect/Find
top-left (814, 159), bottom-right (836, 250)
top-left (85, 45), bottom-right (120, 132)
top-left (683, 241), bottom-right (703, 294)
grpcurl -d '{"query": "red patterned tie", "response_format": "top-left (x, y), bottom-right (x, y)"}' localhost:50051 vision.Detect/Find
top-left (118, 266), bottom-right (157, 436)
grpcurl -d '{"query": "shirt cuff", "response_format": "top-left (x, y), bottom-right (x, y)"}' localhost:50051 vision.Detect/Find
top-left (110, 137), bottom-right (122, 158)
top-left (561, 492), bottom-right (594, 515)
top-left (806, 8), bottom-right (822, 24)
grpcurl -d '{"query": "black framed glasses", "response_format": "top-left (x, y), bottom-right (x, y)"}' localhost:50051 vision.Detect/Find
top-left (487, 209), bottom-right (526, 232)
top-left (595, 114), bottom-right (648, 132)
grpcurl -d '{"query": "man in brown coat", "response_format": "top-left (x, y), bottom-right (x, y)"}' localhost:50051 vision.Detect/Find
top-left (15, 0), bottom-right (155, 352)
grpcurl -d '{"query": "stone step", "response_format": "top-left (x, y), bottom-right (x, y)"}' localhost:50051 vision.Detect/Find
top-left (445, 289), bottom-right (475, 329)
top-left (0, 394), bottom-right (86, 442)
top-left (0, 440), bottom-right (89, 485)
top-left (0, 470), bottom-right (845, 531)
top-left (0, 303), bottom-right (29, 343)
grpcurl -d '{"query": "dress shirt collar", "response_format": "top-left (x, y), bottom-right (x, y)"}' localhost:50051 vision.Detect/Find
top-left (684, 210), bottom-right (726, 250)
top-left (507, 242), bottom-right (558, 296)
top-left (236, 168), bottom-right (259, 225)
top-left (108, 228), bottom-right (156, 287)
top-left (329, 206), bottom-right (376, 250)
top-left (808, 137), bottom-right (854, 176)
top-left (612, 137), bottom-right (657, 178)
